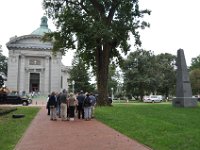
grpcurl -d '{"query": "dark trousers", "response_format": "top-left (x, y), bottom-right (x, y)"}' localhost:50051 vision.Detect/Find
top-left (67, 107), bottom-right (70, 118)
top-left (47, 103), bottom-right (50, 115)
top-left (69, 106), bottom-right (75, 118)
top-left (47, 107), bottom-right (50, 115)
top-left (77, 104), bottom-right (84, 119)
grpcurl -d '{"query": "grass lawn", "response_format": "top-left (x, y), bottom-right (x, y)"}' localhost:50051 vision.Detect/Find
top-left (95, 103), bottom-right (200, 150)
top-left (0, 106), bottom-right (40, 150)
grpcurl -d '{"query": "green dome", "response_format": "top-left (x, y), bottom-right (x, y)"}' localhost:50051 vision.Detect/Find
top-left (31, 16), bottom-right (51, 36)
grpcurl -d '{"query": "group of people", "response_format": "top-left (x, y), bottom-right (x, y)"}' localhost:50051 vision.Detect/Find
top-left (46, 90), bottom-right (96, 121)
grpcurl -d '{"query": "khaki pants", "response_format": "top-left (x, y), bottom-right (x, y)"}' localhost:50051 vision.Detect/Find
top-left (60, 103), bottom-right (67, 120)
top-left (50, 106), bottom-right (57, 120)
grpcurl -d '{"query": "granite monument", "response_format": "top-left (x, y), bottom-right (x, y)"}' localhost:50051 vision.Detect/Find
top-left (173, 49), bottom-right (197, 107)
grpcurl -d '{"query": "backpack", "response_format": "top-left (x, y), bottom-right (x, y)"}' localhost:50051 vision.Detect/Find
top-left (84, 96), bottom-right (92, 106)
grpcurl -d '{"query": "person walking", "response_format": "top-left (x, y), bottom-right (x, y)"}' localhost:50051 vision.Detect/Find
top-left (46, 94), bottom-right (50, 115)
top-left (83, 93), bottom-right (92, 121)
top-left (48, 91), bottom-right (57, 121)
top-left (89, 93), bottom-right (96, 118)
top-left (60, 89), bottom-right (68, 121)
top-left (67, 93), bottom-right (77, 121)
top-left (76, 91), bottom-right (85, 119)
top-left (56, 92), bottom-right (61, 118)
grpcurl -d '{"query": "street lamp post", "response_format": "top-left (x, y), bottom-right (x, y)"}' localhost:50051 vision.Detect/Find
top-left (72, 80), bottom-right (75, 93)
top-left (111, 87), bottom-right (114, 100)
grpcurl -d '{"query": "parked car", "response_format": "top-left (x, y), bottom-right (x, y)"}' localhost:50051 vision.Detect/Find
top-left (143, 95), bottom-right (163, 103)
top-left (193, 95), bottom-right (200, 102)
top-left (108, 97), bottom-right (113, 104)
top-left (0, 93), bottom-right (32, 106)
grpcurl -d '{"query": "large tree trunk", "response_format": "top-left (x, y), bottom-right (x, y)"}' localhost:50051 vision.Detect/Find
top-left (96, 43), bottom-right (111, 106)
top-left (90, 0), bottom-right (117, 106)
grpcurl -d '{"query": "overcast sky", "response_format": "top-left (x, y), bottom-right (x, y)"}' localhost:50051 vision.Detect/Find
top-left (0, 0), bottom-right (200, 66)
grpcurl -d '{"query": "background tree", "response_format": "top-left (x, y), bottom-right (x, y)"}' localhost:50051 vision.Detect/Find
top-left (190, 69), bottom-right (200, 95)
top-left (122, 49), bottom-right (155, 100)
top-left (107, 64), bottom-right (119, 97)
top-left (69, 53), bottom-right (95, 93)
top-left (122, 50), bottom-right (176, 100)
top-left (190, 55), bottom-right (200, 70)
top-left (0, 46), bottom-right (7, 87)
top-left (155, 53), bottom-right (176, 97)
top-left (189, 55), bottom-right (200, 95)
top-left (43, 0), bottom-right (150, 105)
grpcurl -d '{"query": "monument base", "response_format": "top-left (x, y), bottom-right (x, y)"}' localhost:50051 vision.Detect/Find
top-left (172, 97), bottom-right (198, 107)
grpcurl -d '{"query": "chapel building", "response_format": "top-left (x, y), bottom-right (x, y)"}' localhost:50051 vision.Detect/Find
top-left (6, 16), bottom-right (70, 95)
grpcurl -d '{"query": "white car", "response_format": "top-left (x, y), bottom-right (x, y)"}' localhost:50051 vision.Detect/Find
top-left (143, 95), bottom-right (163, 103)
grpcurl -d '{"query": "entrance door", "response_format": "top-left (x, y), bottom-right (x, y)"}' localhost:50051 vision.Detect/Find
top-left (29, 73), bottom-right (40, 92)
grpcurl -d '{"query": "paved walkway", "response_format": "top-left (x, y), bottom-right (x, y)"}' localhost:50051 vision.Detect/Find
top-left (14, 106), bottom-right (151, 150)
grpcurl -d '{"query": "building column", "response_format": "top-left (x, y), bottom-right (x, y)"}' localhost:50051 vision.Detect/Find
top-left (19, 55), bottom-right (25, 93)
top-left (7, 52), bottom-right (19, 92)
top-left (50, 55), bottom-right (61, 93)
top-left (44, 56), bottom-right (50, 95)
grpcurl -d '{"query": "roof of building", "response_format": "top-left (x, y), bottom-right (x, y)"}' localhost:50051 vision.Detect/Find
top-left (6, 34), bottom-right (52, 50)
top-left (31, 16), bottom-right (51, 36)
top-left (6, 16), bottom-right (53, 50)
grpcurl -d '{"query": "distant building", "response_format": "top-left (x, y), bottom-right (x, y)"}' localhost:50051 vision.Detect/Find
top-left (6, 16), bottom-right (70, 95)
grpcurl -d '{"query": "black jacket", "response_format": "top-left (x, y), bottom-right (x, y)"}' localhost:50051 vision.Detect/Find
top-left (83, 96), bottom-right (92, 107)
top-left (48, 95), bottom-right (57, 107)
top-left (77, 94), bottom-right (85, 105)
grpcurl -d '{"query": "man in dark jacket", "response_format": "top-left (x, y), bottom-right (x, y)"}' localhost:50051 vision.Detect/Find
top-left (76, 91), bottom-right (85, 119)
top-left (48, 91), bottom-right (57, 121)
top-left (60, 89), bottom-right (68, 121)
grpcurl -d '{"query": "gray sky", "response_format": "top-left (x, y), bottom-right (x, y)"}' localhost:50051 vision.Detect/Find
top-left (1, 0), bottom-right (200, 66)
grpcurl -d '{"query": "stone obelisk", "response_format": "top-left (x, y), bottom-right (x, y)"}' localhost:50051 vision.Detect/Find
top-left (173, 49), bottom-right (197, 107)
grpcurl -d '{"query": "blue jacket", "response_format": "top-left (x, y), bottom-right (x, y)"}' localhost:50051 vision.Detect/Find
top-left (48, 95), bottom-right (57, 107)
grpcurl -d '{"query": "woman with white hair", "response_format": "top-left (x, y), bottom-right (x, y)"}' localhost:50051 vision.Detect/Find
top-left (67, 92), bottom-right (77, 121)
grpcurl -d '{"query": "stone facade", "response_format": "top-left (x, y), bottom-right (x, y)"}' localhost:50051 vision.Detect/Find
top-left (6, 17), bottom-right (70, 95)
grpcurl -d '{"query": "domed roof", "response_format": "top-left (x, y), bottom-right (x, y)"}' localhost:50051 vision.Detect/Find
top-left (31, 16), bottom-right (51, 36)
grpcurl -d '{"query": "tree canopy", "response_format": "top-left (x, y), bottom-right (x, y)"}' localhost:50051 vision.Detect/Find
top-left (0, 48), bottom-right (7, 87)
top-left (122, 49), bottom-right (155, 99)
top-left (155, 53), bottom-right (176, 97)
top-left (122, 50), bottom-right (176, 99)
top-left (190, 55), bottom-right (200, 70)
top-left (190, 69), bottom-right (200, 95)
top-left (42, 0), bottom-right (150, 105)
top-left (69, 53), bottom-right (95, 93)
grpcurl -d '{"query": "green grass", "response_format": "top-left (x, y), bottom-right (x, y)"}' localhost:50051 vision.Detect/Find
top-left (0, 107), bottom-right (40, 150)
top-left (95, 103), bottom-right (200, 150)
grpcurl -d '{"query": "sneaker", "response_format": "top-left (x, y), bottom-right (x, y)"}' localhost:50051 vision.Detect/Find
top-left (70, 118), bottom-right (74, 121)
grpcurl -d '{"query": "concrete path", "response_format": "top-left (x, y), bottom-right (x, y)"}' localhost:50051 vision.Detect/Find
top-left (14, 106), bottom-right (151, 150)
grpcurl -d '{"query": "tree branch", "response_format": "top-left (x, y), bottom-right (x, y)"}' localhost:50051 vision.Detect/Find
top-left (89, 0), bottom-right (105, 17)
top-left (79, 0), bottom-right (90, 15)
top-left (63, 0), bottom-right (91, 17)
top-left (107, 0), bottom-right (120, 24)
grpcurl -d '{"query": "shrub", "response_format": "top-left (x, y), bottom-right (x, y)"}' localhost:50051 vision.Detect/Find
top-left (0, 107), bottom-right (17, 116)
